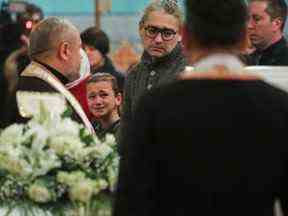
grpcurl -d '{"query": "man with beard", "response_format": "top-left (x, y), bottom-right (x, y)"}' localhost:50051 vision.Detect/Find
top-left (247, 0), bottom-right (288, 65)
top-left (119, 0), bottom-right (186, 151)
top-left (5, 17), bottom-right (94, 133)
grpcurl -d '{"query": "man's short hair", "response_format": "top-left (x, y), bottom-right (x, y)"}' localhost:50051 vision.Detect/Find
top-left (185, 0), bottom-right (248, 49)
top-left (28, 17), bottom-right (78, 59)
top-left (86, 73), bottom-right (120, 95)
top-left (81, 27), bottom-right (110, 56)
top-left (249, 0), bottom-right (287, 31)
top-left (139, 0), bottom-right (183, 28)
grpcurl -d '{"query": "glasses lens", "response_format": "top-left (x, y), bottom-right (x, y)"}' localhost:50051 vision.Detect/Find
top-left (162, 29), bottom-right (176, 40)
top-left (145, 26), bottom-right (159, 38)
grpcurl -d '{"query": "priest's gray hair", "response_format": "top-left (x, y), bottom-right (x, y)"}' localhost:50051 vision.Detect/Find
top-left (28, 17), bottom-right (78, 59)
top-left (139, 0), bottom-right (183, 28)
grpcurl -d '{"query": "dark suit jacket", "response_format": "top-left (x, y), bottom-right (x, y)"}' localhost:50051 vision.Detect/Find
top-left (247, 37), bottom-right (288, 66)
top-left (114, 79), bottom-right (288, 216)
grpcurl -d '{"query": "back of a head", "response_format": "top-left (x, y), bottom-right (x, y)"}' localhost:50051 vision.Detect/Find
top-left (28, 17), bottom-right (77, 60)
top-left (80, 27), bottom-right (110, 56)
top-left (185, 0), bottom-right (248, 49)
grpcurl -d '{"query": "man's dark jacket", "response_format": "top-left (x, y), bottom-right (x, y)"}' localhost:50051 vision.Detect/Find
top-left (247, 37), bottom-right (288, 66)
top-left (114, 78), bottom-right (288, 216)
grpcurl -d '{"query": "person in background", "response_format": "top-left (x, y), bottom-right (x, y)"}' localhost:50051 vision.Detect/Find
top-left (81, 27), bottom-right (125, 92)
top-left (3, 3), bottom-right (43, 92)
top-left (247, 0), bottom-right (288, 65)
top-left (111, 40), bottom-right (140, 74)
top-left (113, 0), bottom-right (288, 215)
top-left (4, 3), bottom-right (44, 76)
top-left (86, 73), bottom-right (122, 140)
top-left (119, 0), bottom-right (186, 152)
top-left (0, 3), bottom-right (43, 128)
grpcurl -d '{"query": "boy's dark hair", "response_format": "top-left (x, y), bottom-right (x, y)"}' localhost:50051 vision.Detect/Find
top-left (185, 0), bottom-right (248, 49)
top-left (86, 72), bottom-right (120, 95)
top-left (81, 27), bottom-right (110, 55)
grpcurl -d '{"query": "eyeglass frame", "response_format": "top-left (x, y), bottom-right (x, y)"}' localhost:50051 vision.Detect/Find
top-left (143, 25), bottom-right (178, 41)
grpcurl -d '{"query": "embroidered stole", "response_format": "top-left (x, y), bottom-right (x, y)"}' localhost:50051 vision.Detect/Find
top-left (19, 61), bottom-right (95, 134)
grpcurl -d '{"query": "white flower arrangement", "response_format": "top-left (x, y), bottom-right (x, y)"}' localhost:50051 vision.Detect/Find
top-left (0, 102), bottom-right (119, 216)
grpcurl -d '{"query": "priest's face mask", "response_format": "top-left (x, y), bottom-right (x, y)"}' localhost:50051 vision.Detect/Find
top-left (79, 48), bottom-right (91, 79)
top-left (67, 32), bottom-right (82, 81)
top-left (65, 48), bottom-right (91, 89)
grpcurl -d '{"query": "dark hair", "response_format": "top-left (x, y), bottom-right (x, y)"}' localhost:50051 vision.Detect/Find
top-left (81, 27), bottom-right (110, 55)
top-left (250, 0), bottom-right (287, 31)
top-left (185, 0), bottom-right (248, 49)
top-left (19, 3), bottom-right (44, 21)
top-left (86, 73), bottom-right (120, 95)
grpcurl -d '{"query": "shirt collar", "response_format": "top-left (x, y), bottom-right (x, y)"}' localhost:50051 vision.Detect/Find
top-left (36, 61), bottom-right (69, 85)
top-left (193, 53), bottom-right (244, 73)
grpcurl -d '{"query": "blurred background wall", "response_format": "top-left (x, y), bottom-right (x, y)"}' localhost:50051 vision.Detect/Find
top-left (0, 0), bottom-right (287, 71)
top-left (1, 0), bottom-right (184, 53)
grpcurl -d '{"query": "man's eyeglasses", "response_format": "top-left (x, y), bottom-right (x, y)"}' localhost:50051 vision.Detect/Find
top-left (144, 25), bottom-right (177, 41)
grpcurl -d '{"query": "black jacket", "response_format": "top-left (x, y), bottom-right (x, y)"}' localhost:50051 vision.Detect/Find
top-left (118, 43), bottom-right (187, 154)
top-left (247, 37), bottom-right (288, 66)
top-left (114, 79), bottom-right (288, 216)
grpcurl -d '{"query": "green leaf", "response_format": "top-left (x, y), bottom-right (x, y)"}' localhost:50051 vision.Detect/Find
top-left (61, 107), bottom-right (73, 119)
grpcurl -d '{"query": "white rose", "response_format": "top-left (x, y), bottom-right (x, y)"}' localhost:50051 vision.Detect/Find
top-left (51, 119), bottom-right (81, 137)
top-left (48, 136), bottom-right (84, 160)
top-left (95, 179), bottom-right (108, 191)
top-left (28, 184), bottom-right (51, 203)
top-left (0, 158), bottom-right (31, 177)
top-left (94, 144), bottom-right (113, 159)
top-left (69, 180), bottom-right (93, 203)
top-left (104, 134), bottom-right (116, 147)
top-left (57, 171), bottom-right (85, 186)
top-left (0, 124), bottom-right (24, 146)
